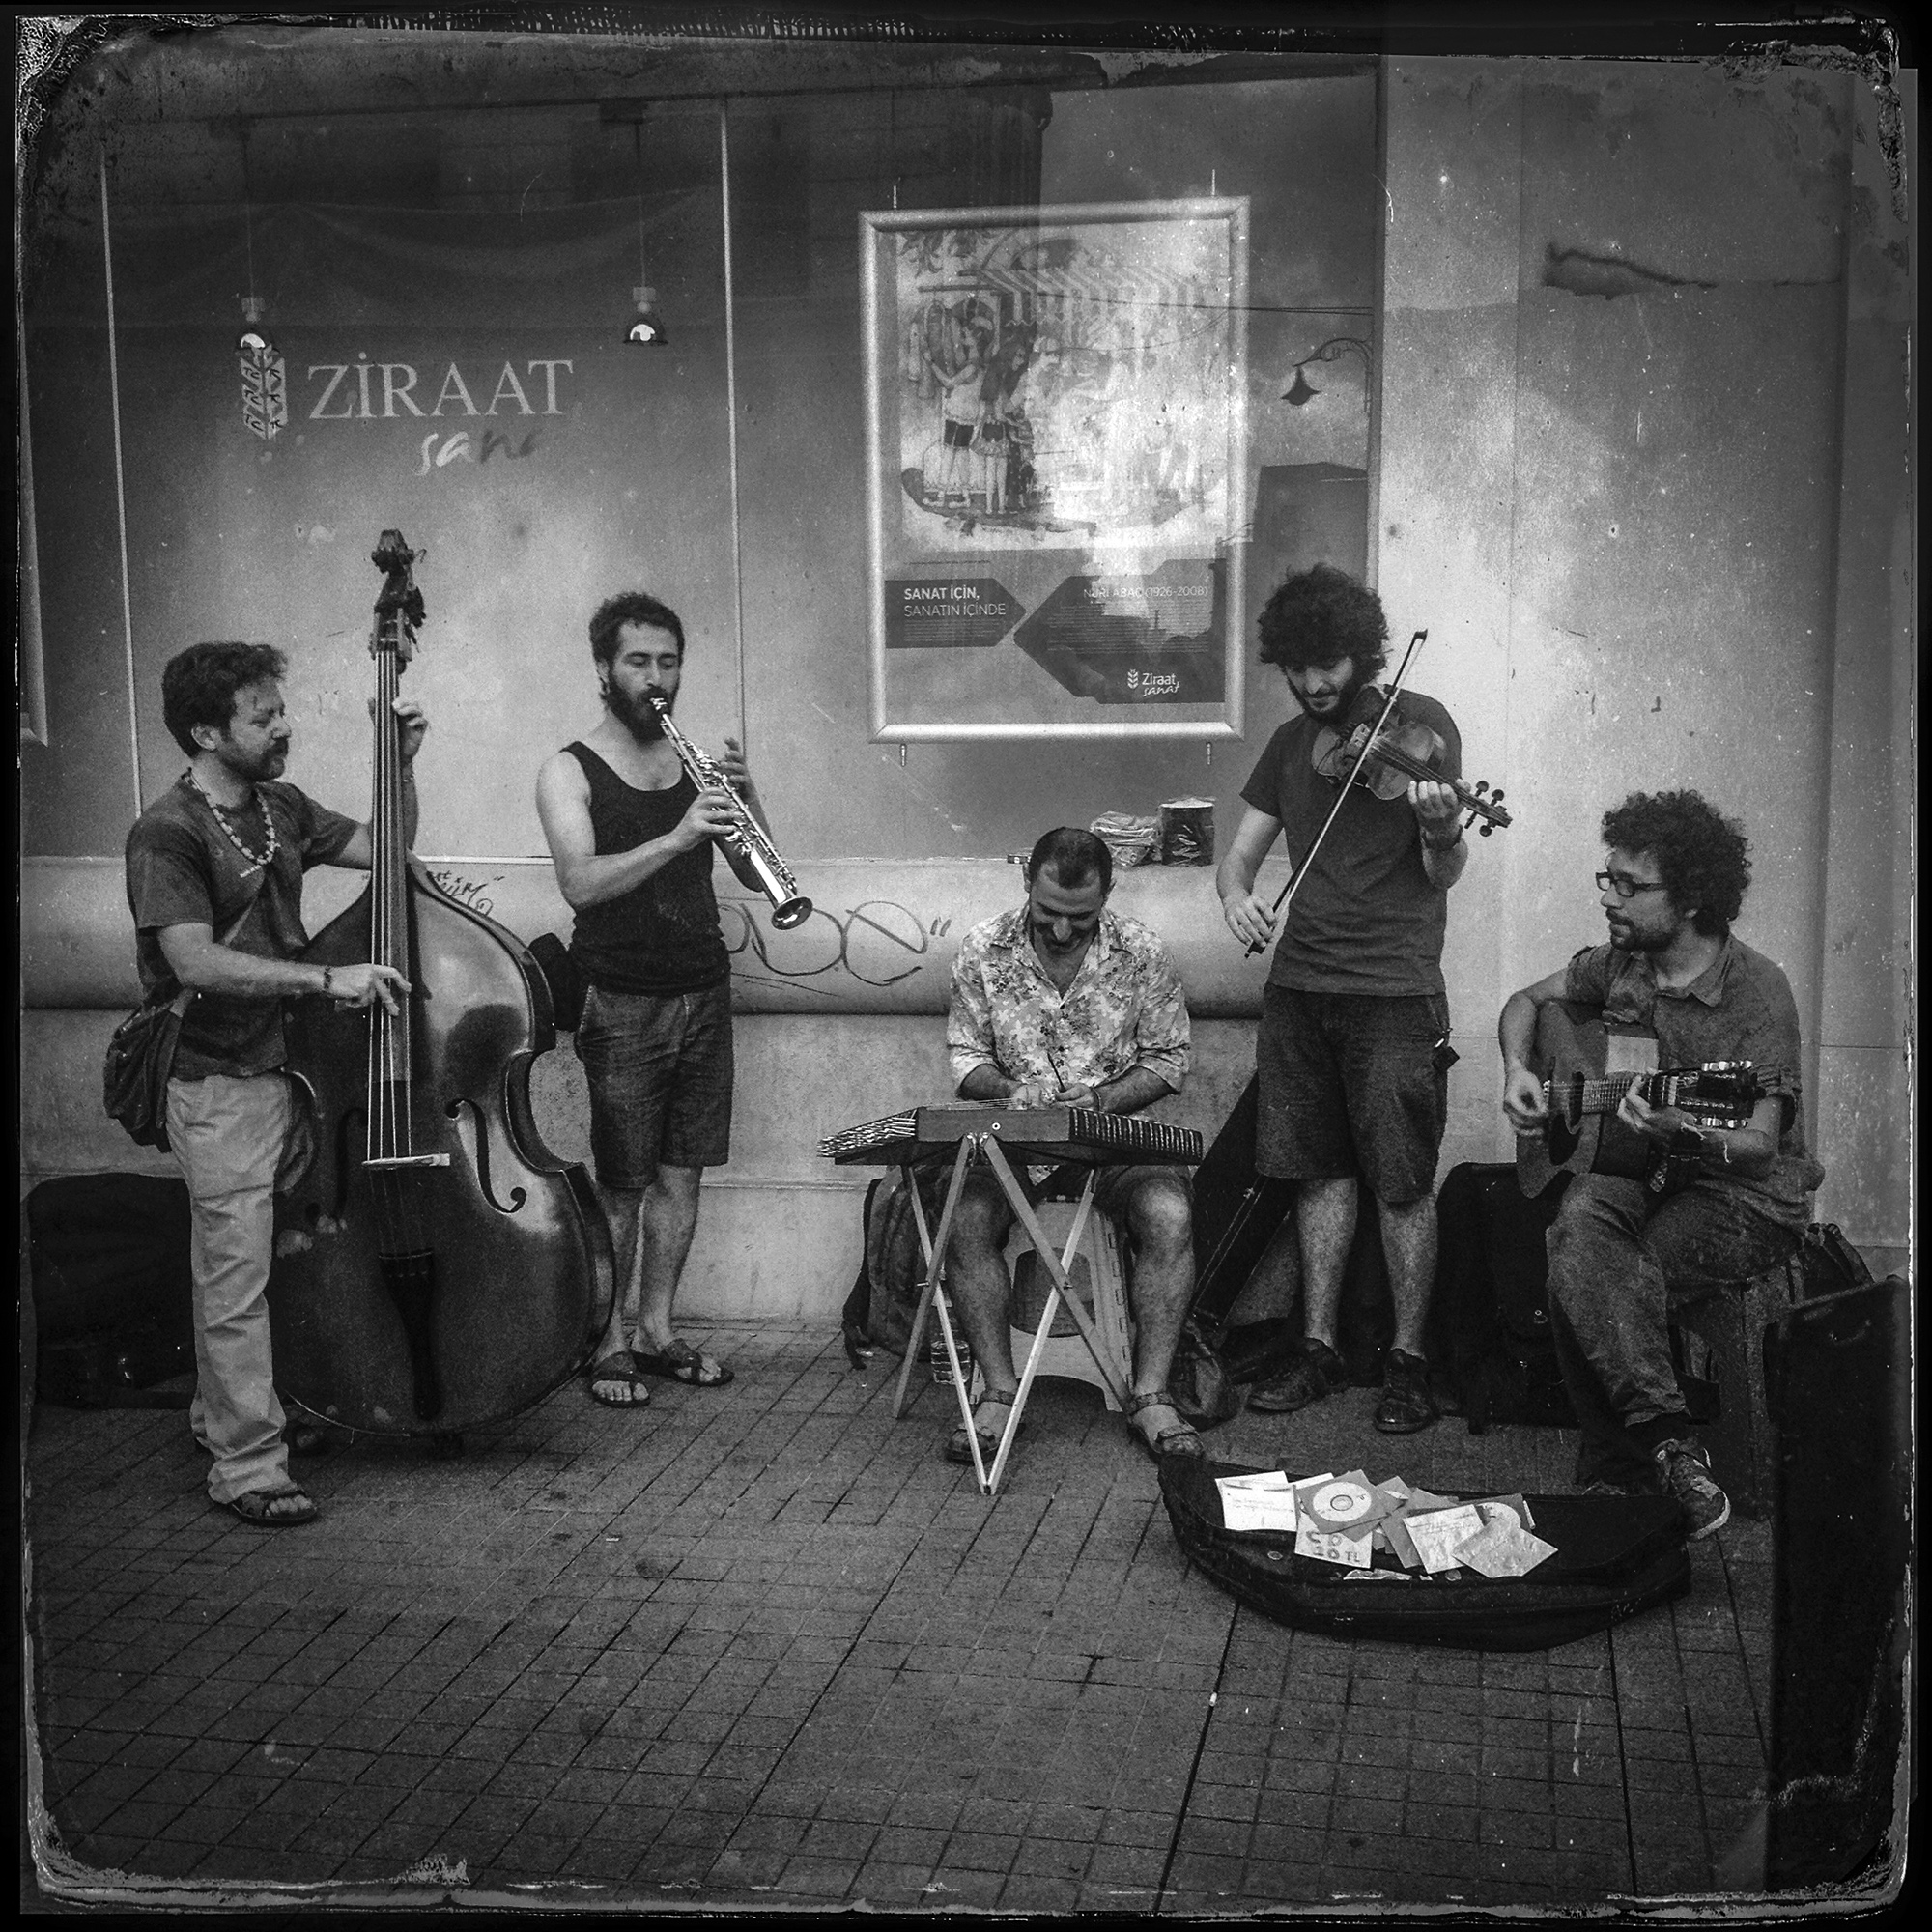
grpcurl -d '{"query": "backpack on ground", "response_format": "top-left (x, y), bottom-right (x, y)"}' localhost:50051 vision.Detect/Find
top-left (1426, 1161), bottom-right (1574, 1434)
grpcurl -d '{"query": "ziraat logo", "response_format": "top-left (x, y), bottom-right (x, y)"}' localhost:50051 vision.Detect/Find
top-left (304, 355), bottom-right (574, 420)
top-left (298, 354), bottom-right (576, 475)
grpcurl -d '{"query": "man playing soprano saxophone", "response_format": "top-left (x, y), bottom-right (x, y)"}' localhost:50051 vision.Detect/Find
top-left (536, 592), bottom-right (772, 1405)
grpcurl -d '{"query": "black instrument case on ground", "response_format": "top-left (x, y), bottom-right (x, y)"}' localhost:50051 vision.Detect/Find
top-left (27, 1173), bottom-right (196, 1407)
top-left (1161, 1459), bottom-right (1690, 1651)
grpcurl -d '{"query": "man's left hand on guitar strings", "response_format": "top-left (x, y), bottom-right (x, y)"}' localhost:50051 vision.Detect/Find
top-left (1616, 1086), bottom-right (1694, 1146)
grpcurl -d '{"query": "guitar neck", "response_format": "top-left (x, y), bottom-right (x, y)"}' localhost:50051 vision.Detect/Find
top-left (1562, 1070), bottom-right (1642, 1115)
top-left (1546, 1064), bottom-right (1785, 1119)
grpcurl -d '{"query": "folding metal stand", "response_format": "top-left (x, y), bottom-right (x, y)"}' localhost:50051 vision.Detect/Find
top-left (890, 1129), bottom-right (1132, 1497)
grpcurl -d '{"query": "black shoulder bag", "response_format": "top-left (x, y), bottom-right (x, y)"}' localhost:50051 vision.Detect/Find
top-left (102, 908), bottom-right (253, 1152)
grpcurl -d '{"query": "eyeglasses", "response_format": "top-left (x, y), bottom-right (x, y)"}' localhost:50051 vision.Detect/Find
top-left (1595, 870), bottom-right (1669, 900)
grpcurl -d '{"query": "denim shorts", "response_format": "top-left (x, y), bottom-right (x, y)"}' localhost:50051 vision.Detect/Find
top-left (574, 980), bottom-right (734, 1190)
top-left (1255, 986), bottom-right (1450, 1206)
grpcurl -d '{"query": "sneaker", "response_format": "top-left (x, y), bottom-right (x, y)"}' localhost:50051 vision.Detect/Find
top-left (1374, 1348), bottom-right (1438, 1435)
top-left (1652, 1437), bottom-right (1730, 1540)
top-left (1248, 1339), bottom-right (1344, 1414)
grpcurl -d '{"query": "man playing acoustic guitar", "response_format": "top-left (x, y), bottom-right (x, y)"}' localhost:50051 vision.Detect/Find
top-left (1498, 791), bottom-right (1824, 1536)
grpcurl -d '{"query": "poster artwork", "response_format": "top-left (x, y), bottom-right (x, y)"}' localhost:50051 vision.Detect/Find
top-left (889, 211), bottom-right (1236, 551)
top-left (866, 199), bottom-right (1249, 739)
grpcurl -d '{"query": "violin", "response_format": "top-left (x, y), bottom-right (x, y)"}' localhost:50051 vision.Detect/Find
top-left (269, 530), bottom-right (612, 1442)
top-left (1241, 627), bottom-right (1514, 958)
top-left (1312, 684), bottom-right (1512, 836)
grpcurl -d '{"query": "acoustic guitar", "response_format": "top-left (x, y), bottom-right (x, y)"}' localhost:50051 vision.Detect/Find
top-left (1515, 1002), bottom-right (1782, 1199)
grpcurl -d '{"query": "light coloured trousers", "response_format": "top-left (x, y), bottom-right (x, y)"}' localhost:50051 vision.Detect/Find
top-left (165, 1072), bottom-right (293, 1504)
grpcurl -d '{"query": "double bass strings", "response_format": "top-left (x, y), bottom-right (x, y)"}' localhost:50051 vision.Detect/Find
top-left (363, 606), bottom-right (429, 1261)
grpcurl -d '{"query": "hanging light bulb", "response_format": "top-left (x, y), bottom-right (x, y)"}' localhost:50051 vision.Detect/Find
top-left (1282, 365), bottom-right (1318, 406)
top-left (237, 293), bottom-right (275, 356)
top-left (234, 125), bottom-right (286, 440)
top-left (626, 284), bottom-right (668, 347)
top-left (624, 119), bottom-right (668, 347)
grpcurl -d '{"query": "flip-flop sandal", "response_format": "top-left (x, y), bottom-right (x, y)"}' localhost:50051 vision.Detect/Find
top-left (946, 1390), bottom-right (1018, 1465)
top-left (587, 1351), bottom-right (653, 1407)
top-left (633, 1338), bottom-right (734, 1388)
top-left (221, 1485), bottom-right (318, 1528)
top-left (1126, 1389), bottom-right (1207, 1462)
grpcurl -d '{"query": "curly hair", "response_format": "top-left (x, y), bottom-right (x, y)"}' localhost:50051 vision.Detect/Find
top-left (1256, 563), bottom-right (1389, 677)
top-left (1601, 790), bottom-right (1750, 936)
top-left (588, 591), bottom-right (685, 668)
top-left (161, 642), bottom-right (288, 757)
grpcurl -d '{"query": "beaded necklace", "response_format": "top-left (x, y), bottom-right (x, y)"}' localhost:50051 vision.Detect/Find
top-left (184, 769), bottom-right (279, 877)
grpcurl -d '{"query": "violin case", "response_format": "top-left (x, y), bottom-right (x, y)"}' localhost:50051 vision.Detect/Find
top-left (1160, 1459), bottom-right (1690, 1651)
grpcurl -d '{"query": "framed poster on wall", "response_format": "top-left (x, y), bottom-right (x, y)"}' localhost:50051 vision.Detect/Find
top-left (862, 198), bottom-right (1249, 740)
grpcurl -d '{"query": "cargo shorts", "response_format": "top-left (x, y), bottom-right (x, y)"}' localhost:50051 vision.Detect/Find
top-left (1255, 985), bottom-right (1450, 1207)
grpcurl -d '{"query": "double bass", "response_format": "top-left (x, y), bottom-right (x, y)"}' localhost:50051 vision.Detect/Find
top-left (270, 530), bottom-right (611, 1439)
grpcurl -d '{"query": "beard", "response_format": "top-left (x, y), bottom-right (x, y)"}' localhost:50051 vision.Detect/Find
top-left (1605, 916), bottom-right (1667, 954)
top-left (1293, 663), bottom-right (1377, 722)
top-left (611, 682), bottom-right (670, 742)
top-left (216, 740), bottom-right (287, 784)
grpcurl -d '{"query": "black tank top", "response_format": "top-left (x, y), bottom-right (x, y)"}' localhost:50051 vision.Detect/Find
top-left (564, 743), bottom-right (730, 995)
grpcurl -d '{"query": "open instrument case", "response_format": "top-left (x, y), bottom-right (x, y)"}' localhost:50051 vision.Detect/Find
top-left (1161, 1460), bottom-right (1690, 1652)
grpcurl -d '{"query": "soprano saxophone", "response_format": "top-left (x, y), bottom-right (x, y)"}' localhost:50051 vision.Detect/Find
top-left (648, 696), bottom-right (813, 929)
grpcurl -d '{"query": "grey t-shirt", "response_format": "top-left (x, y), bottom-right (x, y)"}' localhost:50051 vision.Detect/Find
top-left (125, 776), bottom-right (358, 1079)
top-left (1563, 936), bottom-right (1826, 1225)
top-left (1239, 691), bottom-right (1462, 998)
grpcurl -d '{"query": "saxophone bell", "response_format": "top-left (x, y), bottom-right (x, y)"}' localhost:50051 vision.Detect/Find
top-left (647, 696), bottom-right (813, 931)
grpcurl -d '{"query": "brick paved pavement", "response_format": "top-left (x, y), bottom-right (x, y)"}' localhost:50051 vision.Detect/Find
top-left (25, 1321), bottom-right (1776, 1910)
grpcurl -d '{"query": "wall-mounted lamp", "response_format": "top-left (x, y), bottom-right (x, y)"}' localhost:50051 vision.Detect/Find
top-left (625, 123), bottom-right (668, 347)
top-left (1283, 336), bottom-right (1373, 408)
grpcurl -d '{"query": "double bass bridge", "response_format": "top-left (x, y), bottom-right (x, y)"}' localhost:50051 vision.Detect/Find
top-left (363, 1154), bottom-right (452, 1170)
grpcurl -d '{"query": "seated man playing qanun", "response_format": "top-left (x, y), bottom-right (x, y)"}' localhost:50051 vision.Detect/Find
top-left (941, 827), bottom-right (1206, 1468)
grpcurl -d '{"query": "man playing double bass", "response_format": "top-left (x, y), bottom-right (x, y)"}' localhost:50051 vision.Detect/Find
top-left (1217, 564), bottom-right (1468, 1434)
top-left (125, 642), bottom-right (426, 1526)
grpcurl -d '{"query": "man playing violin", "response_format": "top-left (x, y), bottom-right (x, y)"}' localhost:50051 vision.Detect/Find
top-left (536, 591), bottom-right (772, 1406)
top-left (1218, 564), bottom-right (1467, 1435)
top-left (942, 827), bottom-right (1203, 1467)
top-left (1498, 791), bottom-right (1823, 1535)
top-left (126, 642), bottom-right (426, 1527)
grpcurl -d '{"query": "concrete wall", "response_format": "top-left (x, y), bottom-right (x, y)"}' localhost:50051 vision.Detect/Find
top-left (19, 36), bottom-right (1914, 1305)
top-left (1378, 58), bottom-right (1912, 1272)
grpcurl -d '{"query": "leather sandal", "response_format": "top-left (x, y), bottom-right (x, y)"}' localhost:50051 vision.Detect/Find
top-left (946, 1388), bottom-right (1018, 1465)
top-left (220, 1485), bottom-right (318, 1528)
top-left (587, 1351), bottom-right (652, 1407)
top-left (1127, 1388), bottom-right (1206, 1461)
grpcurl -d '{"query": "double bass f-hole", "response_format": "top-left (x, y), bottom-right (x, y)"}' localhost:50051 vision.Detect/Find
top-left (447, 1097), bottom-right (527, 1215)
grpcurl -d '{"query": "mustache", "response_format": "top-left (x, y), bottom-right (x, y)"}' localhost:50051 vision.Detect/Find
top-left (613, 686), bottom-right (670, 737)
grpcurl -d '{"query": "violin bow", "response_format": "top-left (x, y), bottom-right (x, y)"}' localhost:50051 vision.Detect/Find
top-left (1245, 628), bottom-right (1429, 958)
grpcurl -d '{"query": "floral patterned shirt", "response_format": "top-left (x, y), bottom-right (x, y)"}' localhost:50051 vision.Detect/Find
top-left (946, 905), bottom-right (1191, 1099)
